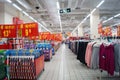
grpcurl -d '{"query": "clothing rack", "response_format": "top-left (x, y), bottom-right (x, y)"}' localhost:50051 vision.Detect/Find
top-left (96, 38), bottom-right (120, 80)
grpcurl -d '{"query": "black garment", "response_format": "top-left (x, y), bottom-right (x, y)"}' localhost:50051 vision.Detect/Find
top-left (77, 41), bottom-right (88, 65)
top-left (75, 41), bottom-right (78, 55)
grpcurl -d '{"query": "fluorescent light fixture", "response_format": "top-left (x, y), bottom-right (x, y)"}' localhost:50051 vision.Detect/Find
top-left (13, 4), bottom-right (22, 11)
top-left (29, 16), bottom-right (34, 20)
top-left (103, 20), bottom-right (107, 23)
top-left (86, 14), bottom-right (90, 18)
top-left (107, 17), bottom-right (114, 21)
top-left (6, 0), bottom-right (12, 3)
top-left (57, 2), bottom-right (60, 9)
top-left (59, 16), bottom-right (62, 32)
top-left (57, 1), bottom-right (62, 32)
top-left (96, 0), bottom-right (105, 8)
top-left (114, 13), bottom-right (120, 17)
top-left (17, 0), bottom-right (29, 9)
top-left (22, 11), bottom-right (29, 16)
top-left (91, 8), bottom-right (96, 14)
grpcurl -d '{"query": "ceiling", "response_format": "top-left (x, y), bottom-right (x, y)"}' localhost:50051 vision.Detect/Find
top-left (2, 0), bottom-right (120, 34)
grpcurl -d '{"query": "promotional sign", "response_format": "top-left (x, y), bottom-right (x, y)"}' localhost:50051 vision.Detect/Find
top-left (102, 27), bottom-right (112, 36)
top-left (18, 22), bottom-right (39, 37)
top-left (39, 32), bottom-right (51, 40)
top-left (0, 24), bottom-right (16, 38)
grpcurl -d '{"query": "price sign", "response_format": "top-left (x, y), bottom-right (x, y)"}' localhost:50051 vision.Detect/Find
top-left (18, 22), bottom-right (39, 37)
top-left (0, 25), bottom-right (16, 38)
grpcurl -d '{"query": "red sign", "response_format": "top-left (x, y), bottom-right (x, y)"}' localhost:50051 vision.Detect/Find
top-left (18, 23), bottom-right (39, 37)
top-left (13, 17), bottom-right (24, 24)
top-left (13, 17), bottom-right (19, 24)
top-left (0, 24), bottom-right (16, 38)
top-left (39, 32), bottom-right (51, 40)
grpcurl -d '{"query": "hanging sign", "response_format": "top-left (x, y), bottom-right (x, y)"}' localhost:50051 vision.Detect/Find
top-left (39, 32), bottom-right (51, 40)
top-left (18, 22), bottom-right (39, 37)
top-left (0, 24), bottom-right (16, 38)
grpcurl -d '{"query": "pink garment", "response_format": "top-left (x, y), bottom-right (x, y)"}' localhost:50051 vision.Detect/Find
top-left (99, 43), bottom-right (115, 75)
top-left (85, 42), bottom-right (96, 67)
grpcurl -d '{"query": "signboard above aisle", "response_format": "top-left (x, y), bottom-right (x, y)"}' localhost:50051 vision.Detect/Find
top-left (39, 32), bottom-right (62, 41)
top-left (0, 22), bottom-right (39, 38)
top-left (0, 24), bottom-right (16, 38)
top-left (18, 22), bottom-right (39, 37)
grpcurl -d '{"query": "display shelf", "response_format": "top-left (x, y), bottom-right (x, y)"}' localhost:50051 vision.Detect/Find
top-left (7, 55), bottom-right (44, 80)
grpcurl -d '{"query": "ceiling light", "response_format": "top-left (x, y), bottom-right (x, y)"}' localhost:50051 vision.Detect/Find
top-left (91, 8), bottom-right (96, 14)
top-left (17, 0), bottom-right (31, 10)
top-left (6, 0), bottom-right (12, 3)
top-left (57, 2), bottom-right (60, 9)
top-left (12, 4), bottom-right (22, 11)
top-left (102, 20), bottom-right (107, 23)
top-left (114, 13), bottom-right (120, 17)
top-left (22, 11), bottom-right (29, 16)
top-left (107, 17), bottom-right (114, 21)
top-left (96, 0), bottom-right (105, 8)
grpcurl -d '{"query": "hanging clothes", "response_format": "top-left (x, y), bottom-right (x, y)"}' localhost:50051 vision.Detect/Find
top-left (75, 41), bottom-right (78, 55)
top-left (85, 42), bottom-right (96, 67)
top-left (114, 44), bottom-right (120, 72)
top-left (77, 41), bottom-right (88, 65)
top-left (90, 43), bottom-right (101, 69)
top-left (99, 43), bottom-right (115, 75)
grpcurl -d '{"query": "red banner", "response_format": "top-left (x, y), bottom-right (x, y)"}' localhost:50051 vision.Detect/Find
top-left (0, 24), bottom-right (16, 38)
top-left (39, 32), bottom-right (51, 40)
top-left (18, 22), bottom-right (39, 37)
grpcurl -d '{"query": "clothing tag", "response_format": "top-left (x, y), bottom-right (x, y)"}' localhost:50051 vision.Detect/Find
top-left (102, 55), bottom-right (105, 59)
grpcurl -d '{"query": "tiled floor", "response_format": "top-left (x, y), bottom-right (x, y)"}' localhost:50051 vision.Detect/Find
top-left (37, 44), bottom-right (120, 80)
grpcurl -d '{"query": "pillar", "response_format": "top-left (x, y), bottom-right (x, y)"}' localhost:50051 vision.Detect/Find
top-left (0, 2), bottom-right (5, 24)
top-left (78, 24), bottom-right (83, 37)
top-left (90, 9), bottom-right (100, 39)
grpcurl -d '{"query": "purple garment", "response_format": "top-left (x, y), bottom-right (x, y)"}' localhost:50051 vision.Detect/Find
top-left (99, 43), bottom-right (115, 75)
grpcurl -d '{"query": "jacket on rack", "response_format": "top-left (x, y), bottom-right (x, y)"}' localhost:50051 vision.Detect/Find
top-left (85, 42), bottom-right (96, 67)
top-left (99, 43), bottom-right (115, 75)
top-left (77, 41), bottom-right (88, 65)
top-left (90, 43), bottom-right (101, 69)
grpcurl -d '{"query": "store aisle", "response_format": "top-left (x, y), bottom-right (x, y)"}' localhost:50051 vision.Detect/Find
top-left (37, 44), bottom-right (119, 80)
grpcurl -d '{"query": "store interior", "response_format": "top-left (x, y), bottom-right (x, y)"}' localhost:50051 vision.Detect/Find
top-left (0, 0), bottom-right (120, 80)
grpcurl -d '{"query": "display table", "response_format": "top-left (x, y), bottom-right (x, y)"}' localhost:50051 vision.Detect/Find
top-left (8, 55), bottom-right (44, 80)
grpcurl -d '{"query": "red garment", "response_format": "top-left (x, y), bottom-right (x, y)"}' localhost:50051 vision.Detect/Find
top-left (99, 43), bottom-right (115, 75)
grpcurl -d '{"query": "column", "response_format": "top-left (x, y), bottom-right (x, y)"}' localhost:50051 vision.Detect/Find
top-left (78, 24), bottom-right (83, 37)
top-left (90, 9), bottom-right (100, 39)
top-left (0, 2), bottom-right (5, 24)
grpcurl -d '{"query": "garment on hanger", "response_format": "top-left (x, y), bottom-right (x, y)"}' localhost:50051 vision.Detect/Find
top-left (85, 42), bottom-right (96, 67)
top-left (90, 42), bottom-right (101, 69)
top-left (99, 43), bottom-right (115, 75)
top-left (77, 41), bottom-right (89, 65)
top-left (114, 43), bottom-right (120, 72)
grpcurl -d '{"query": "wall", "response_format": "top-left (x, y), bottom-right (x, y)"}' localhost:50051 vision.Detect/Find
top-left (4, 3), bottom-right (33, 24)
